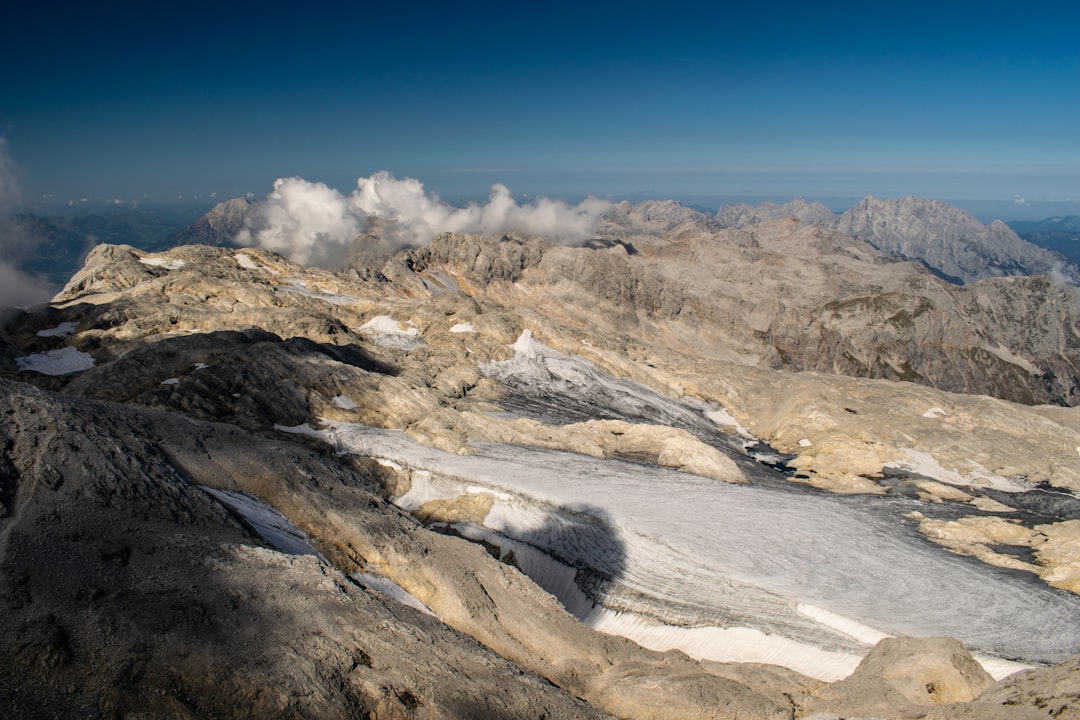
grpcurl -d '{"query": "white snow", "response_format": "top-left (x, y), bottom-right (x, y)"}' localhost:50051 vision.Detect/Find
top-left (449, 322), bottom-right (475, 333)
top-left (798, 438), bottom-right (813, 447)
top-left (277, 419), bottom-right (1080, 679)
top-left (139, 256), bottom-right (185, 270)
top-left (194, 362), bottom-right (208, 370)
top-left (36, 321), bottom-right (78, 338)
top-left (587, 609), bottom-right (863, 682)
top-left (884, 448), bottom-right (1028, 492)
top-left (796, 603), bottom-right (889, 645)
top-left (356, 315), bottom-right (425, 350)
top-left (16, 346), bottom-right (95, 375)
top-left (706, 407), bottom-right (752, 438)
top-left (200, 486), bottom-right (327, 561)
top-left (359, 315), bottom-right (419, 336)
top-left (161, 377), bottom-right (180, 385)
top-left (234, 253), bottom-right (258, 270)
top-left (331, 395), bottom-right (358, 410)
top-left (923, 407), bottom-right (947, 418)
top-left (277, 277), bottom-right (363, 305)
top-left (351, 572), bottom-right (438, 617)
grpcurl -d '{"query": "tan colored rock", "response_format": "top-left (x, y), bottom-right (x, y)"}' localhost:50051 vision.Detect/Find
top-left (1033, 519), bottom-right (1080, 594)
top-left (413, 493), bottom-right (495, 525)
top-left (800, 636), bottom-right (996, 717)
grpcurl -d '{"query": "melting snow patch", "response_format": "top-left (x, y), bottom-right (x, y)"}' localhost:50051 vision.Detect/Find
top-left (234, 253), bottom-right (259, 270)
top-left (200, 486), bottom-right (327, 561)
top-left (797, 603), bottom-right (889, 645)
top-left (884, 448), bottom-right (1027, 492)
top-left (798, 438), bottom-right (813, 447)
top-left (194, 362), bottom-right (208, 370)
top-left (449, 322), bottom-right (475, 333)
top-left (278, 278), bottom-right (362, 305)
top-left (357, 315), bottom-right (425, 350)
top-left (706, 408), bottom-right (752, 438)
top-left (161, 377), bottom-right (180, 385)
top-left (16, 346), bottom-right (95, 375)
top-left (36, 321), bottom-right (78, 338)
top-left (923, 407), bottom-right (947, 418)
top-left (139, 256), bottom-right (186, 270)
top-left (351, 573), bottom-right (438, 617)
top-left (586, 608), bottom-right (863, 682)
top-left (331, 395), bottom-right (358, 410)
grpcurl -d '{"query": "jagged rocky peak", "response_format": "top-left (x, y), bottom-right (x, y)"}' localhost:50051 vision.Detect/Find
top-left (601, 199), bottom-right (718, 233)
top-left (715, 197), bottom-right (838, 228)
top-left (836, 195), bottom-right (1080, 284)
top-left (167, 196), bottom-right (253, 247)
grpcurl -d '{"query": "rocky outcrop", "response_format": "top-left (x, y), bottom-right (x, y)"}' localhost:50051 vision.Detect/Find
top-left (715, 197), bottom-right (837, 228)
top-left (6, 233), bottom-right (1080, 718)
top-left (836, 195), bottom-right (1080, 283)
top-left (166, 197), bottom-right (252, 247)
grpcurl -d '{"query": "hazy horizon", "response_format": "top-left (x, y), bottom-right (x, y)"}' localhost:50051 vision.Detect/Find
top-left (3, 2), bottom-right (1078, 225)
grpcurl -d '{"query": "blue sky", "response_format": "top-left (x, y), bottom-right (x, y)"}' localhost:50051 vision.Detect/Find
top-left (3, 1), bottom-right (1079, 218)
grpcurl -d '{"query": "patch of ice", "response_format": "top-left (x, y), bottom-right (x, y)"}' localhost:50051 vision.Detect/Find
top-left (331, 395), bottom-right (358, 410)
top-left (161, 377), bottom-right (180, 385)
top-left (705, 408), bottom-right (752, 438)
top-left (277, 277), bottom-right (362, 305)
top-left (36, 321), bottom-right (78, 338)
top-left (797, 603), bottom-right (889, 645)
top-left (510, 328), bottom-right (540, 356)
top-left (139, 256), bottom-right (186, 270)
top-left (884, 448), bottom-right (1028, 492)
top-left (200, 486), bottom-right (326, 561)
top-left (351, 572), bottom-right (438, 617)
top-left (298, 419), bottom-right (1080, 674)
top-left (449, 322), bottom-right (475, 333)
top-left (16, 346), bottom-right (95, 375)
top-left (359, 315), bottom-right (419, 336)
top-left (587, 608), bottom-right (862, 682)
top-left (973, 654), bottom-right (1038, 681)
top-left (923, 407), bottom-right (947, 418)
top-left (356, 315), bottom-right (425, 350)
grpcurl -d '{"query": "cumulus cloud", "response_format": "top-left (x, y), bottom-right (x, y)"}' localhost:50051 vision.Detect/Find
top-left (237, 171), bottom-right (612, 266)
top-left (235, 177), bottom-right (368, 267)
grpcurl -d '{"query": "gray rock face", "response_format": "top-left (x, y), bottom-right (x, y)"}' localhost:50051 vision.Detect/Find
top-left (715, 197), bottom-right (838, 228)
top-left (836, 195), bottom-right (1080, 283)
top-left (166, 196), bottom-right (252, 247)
top-left (5, 237), bottom-right (1080, 719)
top-left (0, 379), bottom-right (613, 720)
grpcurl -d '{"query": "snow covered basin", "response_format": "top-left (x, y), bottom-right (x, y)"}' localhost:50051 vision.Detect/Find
top-left (283, 420), bottom-right (1080, 680)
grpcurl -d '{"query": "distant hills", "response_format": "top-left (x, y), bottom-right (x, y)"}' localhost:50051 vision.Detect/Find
top-left (1007, 216), bottom-right (1080, 266)
top-left (714, 195), bottom-right (1080, 285)
top-left (5, 195), bottom-right (1080, 305)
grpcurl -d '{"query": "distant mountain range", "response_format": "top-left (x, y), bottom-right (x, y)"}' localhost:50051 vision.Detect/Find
top-left (1007, 216), bottom-right (1080, 266)
top-left (714, 195), bottom-right (1080, 284)
top-left (5, 195), bottom-right (1080, 304)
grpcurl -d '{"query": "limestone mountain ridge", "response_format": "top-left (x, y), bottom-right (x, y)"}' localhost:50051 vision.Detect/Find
top-left (3, 224), bottom-right (1080, 718)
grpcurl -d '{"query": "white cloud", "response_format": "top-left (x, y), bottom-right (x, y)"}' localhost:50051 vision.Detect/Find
top-left (0, 262), bottom-right (51, 309)
top-left (235, 177), bottom-right (368, 267)
top-left (0, 138), bottom-right (52, 309)
top-left (238, 171), bottom-right (613, 266)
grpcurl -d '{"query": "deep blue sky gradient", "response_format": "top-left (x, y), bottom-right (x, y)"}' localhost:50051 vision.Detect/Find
top-left (3, 1), bottom-right (1079, 218)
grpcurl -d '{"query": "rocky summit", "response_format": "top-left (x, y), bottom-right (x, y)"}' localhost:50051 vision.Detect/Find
top-left (3, 210), bottom-right (1080, 719)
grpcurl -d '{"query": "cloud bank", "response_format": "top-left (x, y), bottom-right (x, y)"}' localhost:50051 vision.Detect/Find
top-left (0, 139), bottom-right (53, 309)
top-left (236, 171), bottom-right (612, 266)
